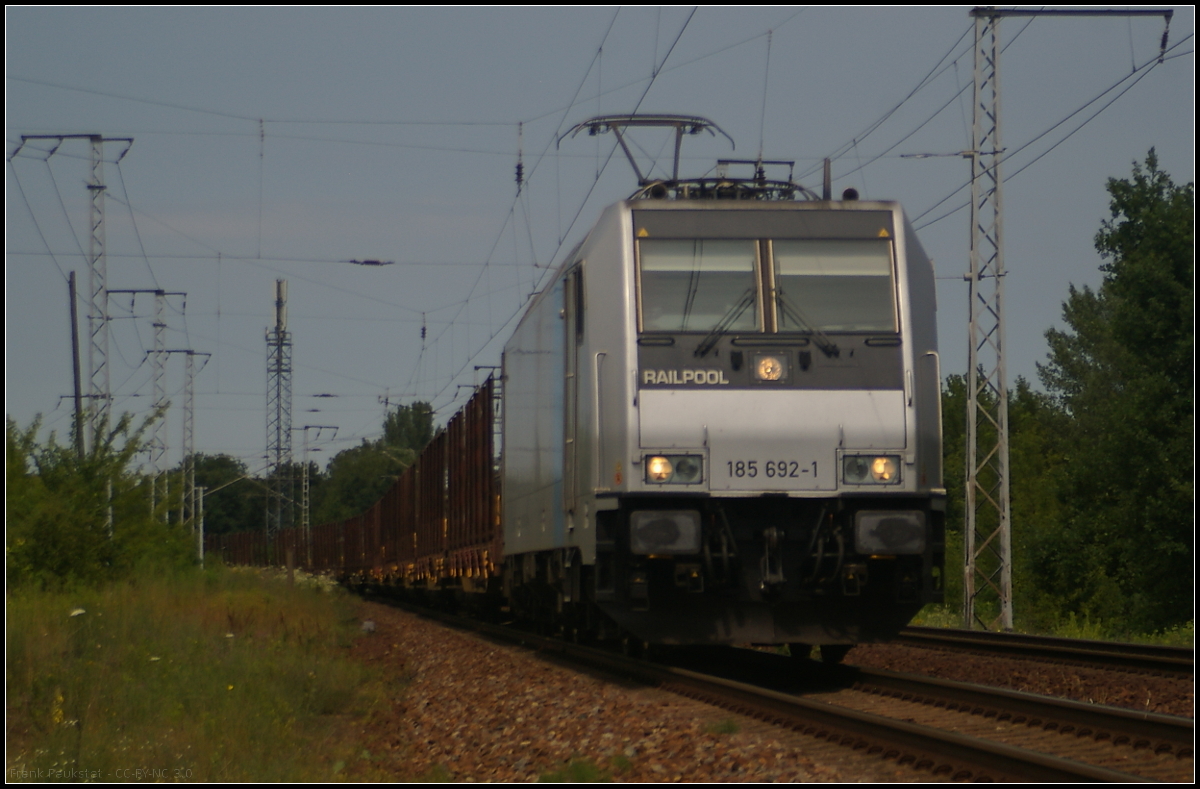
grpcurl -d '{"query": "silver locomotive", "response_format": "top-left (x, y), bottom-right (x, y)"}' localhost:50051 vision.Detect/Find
top-left (502, 117), bottom-right (944, 656)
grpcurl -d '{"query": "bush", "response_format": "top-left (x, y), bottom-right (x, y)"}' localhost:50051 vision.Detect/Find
top-left (6, 415), bottom-right (195, 589)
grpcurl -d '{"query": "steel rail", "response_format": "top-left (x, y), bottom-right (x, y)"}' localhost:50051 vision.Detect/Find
top-left (897, 626), bottom-right (1194, 675)
top-left (648, 663), bottom-right (1156, 783)
top-left (848, 665), bottom-right (1193, 756)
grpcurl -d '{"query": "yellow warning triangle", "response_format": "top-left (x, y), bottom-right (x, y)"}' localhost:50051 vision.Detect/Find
top-left (878, 228), bottom-right (890, 238)
top-left (636, 228), bottom-right (650, 238)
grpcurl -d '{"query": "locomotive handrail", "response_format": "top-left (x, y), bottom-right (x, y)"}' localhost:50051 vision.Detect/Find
top-left (630, 177), bottom-right (818, 202)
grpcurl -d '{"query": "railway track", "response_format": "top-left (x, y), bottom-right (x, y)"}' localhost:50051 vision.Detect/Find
top-left (700, 647), bottom-right (1193, 782)
top-left (374, 596), bottom-right (1193, 782)
top-left (896, 626), bottom-right (1194, 676)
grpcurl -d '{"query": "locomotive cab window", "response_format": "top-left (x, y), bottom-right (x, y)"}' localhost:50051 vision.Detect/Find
top-left (772, 239), bottom-right (897, 333)
top-left (638, 239), bottom-right (759, 332)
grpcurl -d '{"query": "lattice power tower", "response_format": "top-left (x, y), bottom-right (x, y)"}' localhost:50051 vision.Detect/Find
top-left (266, 279), bottom-right (293, 537)
top-left (962, 6), bottom-right (1173, 631)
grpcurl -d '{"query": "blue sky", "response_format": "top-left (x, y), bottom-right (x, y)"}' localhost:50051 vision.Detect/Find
top-left (6, 6), bottom-right (1194, 472)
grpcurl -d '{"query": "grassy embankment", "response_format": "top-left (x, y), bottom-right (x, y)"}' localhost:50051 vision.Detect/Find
top-left (6, 566), bottom-right (401, 782)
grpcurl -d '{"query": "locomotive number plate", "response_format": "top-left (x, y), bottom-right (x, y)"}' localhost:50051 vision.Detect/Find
top-left (725, 459), bottom-right (817, 479)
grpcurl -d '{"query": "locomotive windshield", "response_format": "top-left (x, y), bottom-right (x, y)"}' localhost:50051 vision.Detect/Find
top-left (637, 236), bottom-right (896, 334)
top-left (638, 239), bottom-right (759, 332)
top-left (773, 239), bottom-right (895, 332)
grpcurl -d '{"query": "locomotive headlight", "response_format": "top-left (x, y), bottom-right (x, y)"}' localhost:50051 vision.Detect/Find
top-left (754, 353), bottom-right (788, 382)
top-left (647, 455), bottom-right (673, 482)
top-left (842, 454), bottom-right (901, 485)
top-left (644, 454), bottom-right (703, 484)
top-left (871, 456), bottom-right (898, 482)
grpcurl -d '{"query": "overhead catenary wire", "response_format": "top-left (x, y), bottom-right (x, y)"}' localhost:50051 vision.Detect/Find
top-left (5, 75), bottom-right (517, 127)
top-left (7, 157), bottom-right (70, 282)
top-left (397, 3), bottom-right (626, 387)
top-left (802, 15), bottom-right (1039, 188)
top-left (796, 21), bottom-right (976, 183)
top-left (113, 160), bottom-right (160, 290)
top-left (396, 7), bottom-right (625, 405)
top-left (912, 33), bottom-right (1193, 230)
top-left (425, 7), bottom-right (701, 416)
top-left (101, 193), bottom-right (447, 315)
top-left (43, 155), bottom-right (90, 264)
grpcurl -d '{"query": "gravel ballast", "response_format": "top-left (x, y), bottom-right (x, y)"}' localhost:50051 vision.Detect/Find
top-left (352, 604), bottom-right (920, 782)
top-left (348, 602), bottom-right (1193, 782)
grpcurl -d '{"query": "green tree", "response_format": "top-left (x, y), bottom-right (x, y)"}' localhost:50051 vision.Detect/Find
top-left (309, 401), bottom-right (432, 525)
top-left (382, 401), bottom-right (434, 452)
top-left (6, 415), bottom-right (194, 588)
top-left (310, 441), bottom-right (413, 525)
top-left (939, 375), bottom-right (1069, 628)
top-left (190, 453), bottom-right (261, 535)
top-left (1036, 151), bottom-right (1193, 633)
top-left (1005, 378), bottom-right (1071, 631)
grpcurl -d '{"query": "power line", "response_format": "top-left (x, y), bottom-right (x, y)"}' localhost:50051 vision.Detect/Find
top-left (6, 75), bottom-right (516, 126)
top-left (913, 33), bottom-right (1192, 230)
top-left (427, 7), bottom-right (701, 415)
top-left (797, 22), bottom-right (976, 183)
top-left (399, 7), bottom-right (626, 405)
top-left (112, 160), bottom-right (160, 289)
top-left (6, 157), bottom-right (70, 282)
top-left (5, 249), bottom-right (536, 267)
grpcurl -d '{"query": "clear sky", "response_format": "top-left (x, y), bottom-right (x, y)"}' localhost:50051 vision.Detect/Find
top-left (6, 6), bottom-right (1194, 474)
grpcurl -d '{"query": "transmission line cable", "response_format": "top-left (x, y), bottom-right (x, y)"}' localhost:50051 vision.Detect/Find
top-left (913, 34), bottom-right (1192, 230)
top-left (429, 7), bottom-right (700, 413)
top-left (113, 160), bottom-right (160, 289)
top-left (7, 157), bottom-right (69, 282)
top-left (396, 8), bottom-right (624, 408)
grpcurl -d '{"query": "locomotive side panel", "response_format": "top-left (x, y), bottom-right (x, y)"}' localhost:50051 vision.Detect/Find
top-left (502, 204), bottom-right (634, 563)
top-left (901, 213), bottom-right (943, 492)
top-left (571, 205), bottom-right (636, 563)
top-left (502, 276), bottom-right (566, 555)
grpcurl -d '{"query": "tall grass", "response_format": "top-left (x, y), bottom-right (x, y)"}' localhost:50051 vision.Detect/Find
top-left (6, 566), bottom-right (387, 782)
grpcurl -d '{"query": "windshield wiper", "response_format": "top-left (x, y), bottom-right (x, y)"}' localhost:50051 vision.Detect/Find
top-left (695, 288), bottom-right (756, 358)
top-left (775, 289), bottom-right (840, 358)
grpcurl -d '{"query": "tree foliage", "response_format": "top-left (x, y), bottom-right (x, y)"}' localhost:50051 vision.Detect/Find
top-left (935, 154), bottom-right (1193, 636)
top-left (310, 401), bottom-right (433, 525)
top-left (6, 415), bottom-right (195, 589)
top-left (1035, 151), bottom-right (1193, 632)
top-left (190, 453), bottom-right (262, 536)
top-left (940, 375), bottom-right (1070, 628)
top-left (382, 400), bottom-right (434, 453)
